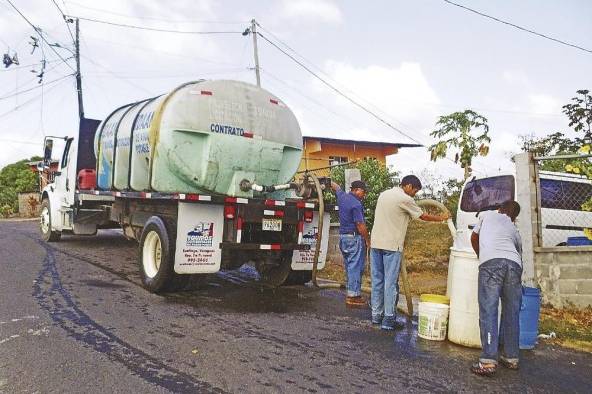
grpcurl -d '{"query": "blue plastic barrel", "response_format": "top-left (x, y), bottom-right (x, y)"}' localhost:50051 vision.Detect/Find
top-left (567, 236), bottom-right (592, 246)
top-left (519, 287), bottom-right (541, 350)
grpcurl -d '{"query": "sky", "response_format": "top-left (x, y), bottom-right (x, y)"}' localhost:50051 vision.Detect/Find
top-left (1, 0), bottom-right (591, 185)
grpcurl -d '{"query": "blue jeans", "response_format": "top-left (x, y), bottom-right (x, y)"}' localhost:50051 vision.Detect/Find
top-left (370, 248), bottom-right (402, 319)
top-left (339, 234), bottom-right (366, 297)
top-left (478, 258), bottom-right (523, 364)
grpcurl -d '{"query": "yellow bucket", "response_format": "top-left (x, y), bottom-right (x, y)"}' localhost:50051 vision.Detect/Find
top-left (419, 294), bottom-right (450, 305)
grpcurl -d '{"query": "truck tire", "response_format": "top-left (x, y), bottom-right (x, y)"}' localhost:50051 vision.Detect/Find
top-left (283, 270), bottom-right (312, 286)
top-left (40, 199), bottom-right (61, 242)
top-left (139, 216), bottom-right (187, 293)
top-left (256, 251), bottom-right (293, 287)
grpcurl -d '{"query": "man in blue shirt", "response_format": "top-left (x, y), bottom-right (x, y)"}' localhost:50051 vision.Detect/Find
top-left (331, 180), bottom-right (370, 308)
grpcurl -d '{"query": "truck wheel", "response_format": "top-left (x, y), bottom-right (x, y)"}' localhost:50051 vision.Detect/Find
top-left (40, 199), bottom-right (61, 242)
top-left (283, 271), bottom-right (312, 286)
top-left (256, 251), bottom-right (293, 287)
top-left (139, 216), bottom-right (187, 293)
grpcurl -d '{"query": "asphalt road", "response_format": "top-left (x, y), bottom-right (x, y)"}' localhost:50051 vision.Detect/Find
top-left (1, 220), bottom-right (591, 393)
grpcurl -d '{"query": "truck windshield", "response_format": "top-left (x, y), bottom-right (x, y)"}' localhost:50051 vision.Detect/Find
top-left (460, 175), bottom-right (515, 213)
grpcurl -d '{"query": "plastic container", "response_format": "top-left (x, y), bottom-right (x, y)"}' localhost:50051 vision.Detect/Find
top-left (77, 169), bottom-right (96, 190)
top-left (418, 294), bottom-right (450, 341)
top-left (566, 236), bottom-right (592, 246)
top-left (519, 287), bottom-right (541, 350)
top-left (94, 80), bottom-right (303, 196)
top-left (447, 248), bottom-right (482, 348)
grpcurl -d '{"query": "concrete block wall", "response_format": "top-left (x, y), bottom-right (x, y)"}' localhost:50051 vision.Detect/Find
top-left (17, 192), bottom-right (41, 218)
top-left (535, 246), bottom-right (592, 308)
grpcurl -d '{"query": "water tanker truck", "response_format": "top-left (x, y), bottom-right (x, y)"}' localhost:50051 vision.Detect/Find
top-left (39, 80), bottom-right (332, 291)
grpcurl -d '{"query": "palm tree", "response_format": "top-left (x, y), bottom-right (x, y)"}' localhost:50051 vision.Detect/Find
top-left (428, 110), bottom-right (491, 179)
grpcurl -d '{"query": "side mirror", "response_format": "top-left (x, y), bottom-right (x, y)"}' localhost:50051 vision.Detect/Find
top-left (44, 138), bottom-right (54, 165)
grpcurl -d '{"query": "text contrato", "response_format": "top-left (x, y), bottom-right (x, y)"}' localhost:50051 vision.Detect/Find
top-left (210, 123), bottom-right (245, 136)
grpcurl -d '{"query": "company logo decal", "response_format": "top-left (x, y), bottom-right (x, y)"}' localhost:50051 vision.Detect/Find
top-left (186, 222), bottom-right (214, 247)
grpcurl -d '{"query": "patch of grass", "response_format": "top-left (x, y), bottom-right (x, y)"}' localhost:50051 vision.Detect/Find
top-left (318, 221), bottom-right (451, 296)
top-left (539, 305), bottom-right (592, 352)
top-left (404, 221), bottom-right (453, 273)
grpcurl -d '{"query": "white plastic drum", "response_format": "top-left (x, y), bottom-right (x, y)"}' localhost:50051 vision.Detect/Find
top-left (447, 248), bottom-right (482, 348)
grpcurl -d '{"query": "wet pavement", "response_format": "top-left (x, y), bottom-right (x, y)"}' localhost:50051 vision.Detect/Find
top-left (0, 220), bottom-right (591, 393)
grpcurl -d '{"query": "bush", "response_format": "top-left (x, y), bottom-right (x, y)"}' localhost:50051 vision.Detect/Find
top-left (329, 158), bottom-right (398, 230)
top-left (0, 157), bottom-right (40, 214)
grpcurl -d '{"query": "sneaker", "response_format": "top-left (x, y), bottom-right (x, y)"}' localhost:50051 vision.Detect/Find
top-left (371, 315), bottom-right (383, 325)
top-left (381, 315), bottom-right (396, 330)
top-left (345, 296), bottom-right (367, 309)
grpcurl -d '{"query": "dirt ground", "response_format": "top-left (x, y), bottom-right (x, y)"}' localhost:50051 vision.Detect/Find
top-left (319, 220), bottom-right (451, 296)
top-left (319, 220), bottom-right (592, 352)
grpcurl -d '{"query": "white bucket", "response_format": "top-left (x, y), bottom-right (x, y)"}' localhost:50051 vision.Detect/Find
top-left (418, 301), bottom-right (450, 341)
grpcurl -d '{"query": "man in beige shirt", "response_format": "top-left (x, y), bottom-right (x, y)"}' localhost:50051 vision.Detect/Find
top-left (370, 175), bottom-right (448, 330)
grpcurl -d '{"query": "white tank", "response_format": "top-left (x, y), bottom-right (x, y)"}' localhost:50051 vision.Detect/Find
top-left (94, 80), bottom-right (303, 196)
top-left (447, 248), bottom-right (482, 348)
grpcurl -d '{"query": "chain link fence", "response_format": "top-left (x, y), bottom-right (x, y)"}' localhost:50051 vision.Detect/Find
top-left (534, 155), bottom-right (592, 247)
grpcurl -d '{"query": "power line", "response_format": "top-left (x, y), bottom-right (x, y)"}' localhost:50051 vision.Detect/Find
top-left (442, 0), bottom-right (592, 55)
top-left (256, 22), bottom-right (415, 131)
top-left (0, 58), bottom-right (73, 98)
top-left (50, 0), bottom-right (76, 45)
top-left (256, 31), bottom-right (423, 146)
top-left (64, 0), bottom-right (248, 25)
top-left (67, 16), bottom-right (243, 35)
top-left (5, 0), bottom-right (76, 73)
top-left (0, 74), bottom-right (73, 101)
top-left (0, 138), bottom-right (40, 145)
top-left (0, 78), bottom-right (67, 119)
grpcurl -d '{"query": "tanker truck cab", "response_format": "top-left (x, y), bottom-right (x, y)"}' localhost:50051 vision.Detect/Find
top-left (38, 80), bottom-right (332, 293)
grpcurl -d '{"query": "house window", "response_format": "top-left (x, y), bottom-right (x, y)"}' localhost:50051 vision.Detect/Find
top-left (329, 156), bottom-right (348, 166)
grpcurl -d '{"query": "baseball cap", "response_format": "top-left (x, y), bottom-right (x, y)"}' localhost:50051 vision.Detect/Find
top-left (350, 180), bottom-right (367, 191)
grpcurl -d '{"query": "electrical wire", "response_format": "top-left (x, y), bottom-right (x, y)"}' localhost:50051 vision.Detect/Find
top-left (4, 0), bottom-right (76, 72)
top-left (80, 33), bottom-right (244, 67)
top-left (64, 1), bottom-right (248, 25)
top-left (67, 16), bottom-right (243, 35)
top-left (79, 53), bottom-right (152, 94)
top-left (257, 31), bottom-right (423, 145)
top-left (50, 0), bottom-right (75, 45)
top-left (0, 74), bottom-right (73, 101)
top-left (442, 0), bottom-right (592, 55)
top-left (0, 138), bottom-right (40, 145)
top-left (0, 58), bottom-right (73, 98)
top-left (0, 77), bottom-right (67, 119)
top-left (256, 22), bottom-right (424, 133)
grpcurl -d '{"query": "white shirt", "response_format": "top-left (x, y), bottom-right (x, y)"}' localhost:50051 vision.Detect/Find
top-left (473, 210), bottom-right (523, 266)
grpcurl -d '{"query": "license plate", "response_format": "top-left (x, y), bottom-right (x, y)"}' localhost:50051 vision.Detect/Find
top-left (262, 218), bottom-right (282, 231)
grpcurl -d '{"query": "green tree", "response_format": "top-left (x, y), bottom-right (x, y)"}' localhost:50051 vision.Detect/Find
top-left (329, 158), bottom-right (398, 230)
top-left (519, 132), bottom-right (581, 172)
top-left (0, 157), bottom-right (41, 216)
top-left (437, 178), bottom-right (464, 225)
top-left (562, 89), bottom-right (592, 239)
top-left (562, 89), bottom-right (592, 142)
top-left (428, 110), bottom-right (491, 179)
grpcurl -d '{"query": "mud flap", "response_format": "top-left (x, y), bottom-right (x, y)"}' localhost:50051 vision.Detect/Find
top-left (174, 202), bottom-right (224, 274)
top-left (291, 212), bottom-right (331, 271)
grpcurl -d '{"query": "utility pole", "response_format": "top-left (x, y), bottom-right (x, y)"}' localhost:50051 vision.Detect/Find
top-left (251, 19), bottom-right (261, 87)
top-left (74, 18), bottom-right (84, 121)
